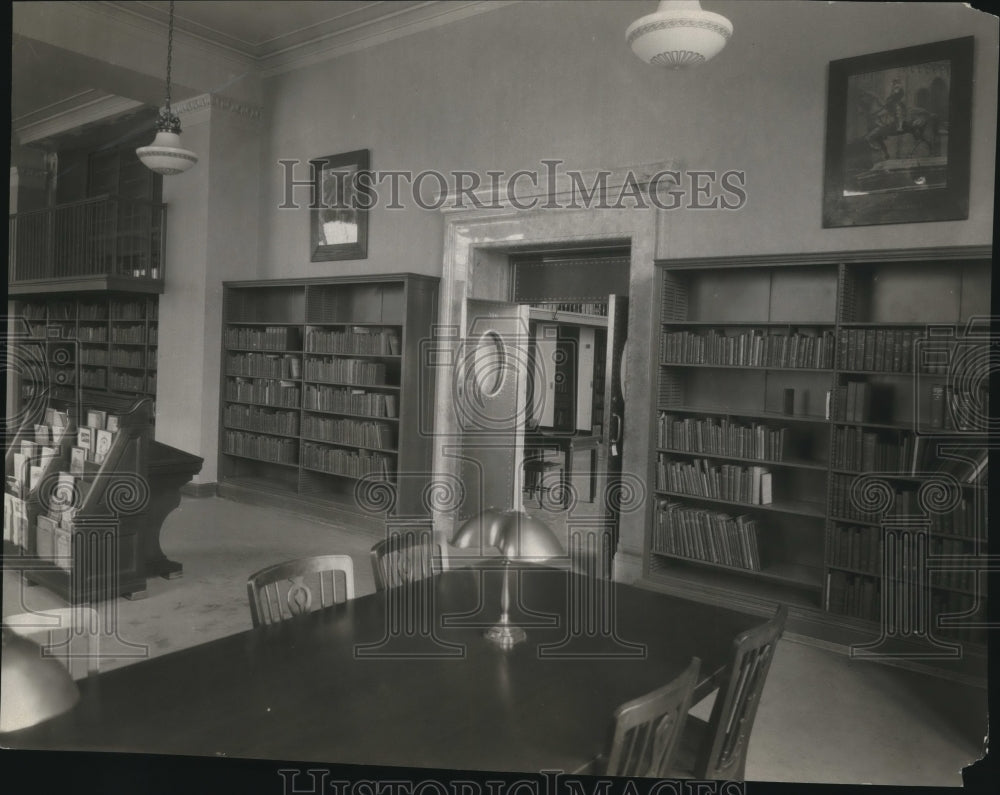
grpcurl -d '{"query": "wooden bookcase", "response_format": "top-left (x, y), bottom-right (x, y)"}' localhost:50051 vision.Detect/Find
top-left (13, 294), bottom-right (159, 420)
top-left (218, 274), bottom-right (439, 531)
top-left (647, 248), bottom-right (990, 666)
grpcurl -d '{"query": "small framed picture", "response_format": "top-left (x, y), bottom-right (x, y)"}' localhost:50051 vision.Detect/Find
top-left (310, 149), bottom-right (371, 262)
top-left (823, 36), bottom-right (973, 227)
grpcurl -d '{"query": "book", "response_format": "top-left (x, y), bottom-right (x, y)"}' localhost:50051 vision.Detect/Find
top-left (86, 409), bottom-right (108, 429)
top-left (760, 471), bottom-right (773, 505)
top-left (94, 429), bottom-right (114, 464)
top-left (77, 427), bottom-right (95, 455)
top-left (929, 384), bottom-right (945, 429)
top-left (34, 423), bottom-right (51, 445)
top-left (105, 414), bottom-right (121, 433)
top-left (20, 440), bottom-right (38, 461)
top-left (70, 446), bottom-right (88, 474)
top-left (12, 453), bottom-right (29, 497)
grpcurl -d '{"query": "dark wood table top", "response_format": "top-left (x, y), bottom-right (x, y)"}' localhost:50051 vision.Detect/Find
top-left (6, 567), bottom-right (758, 773)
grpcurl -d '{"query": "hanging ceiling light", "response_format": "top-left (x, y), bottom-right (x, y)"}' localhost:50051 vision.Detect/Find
top-left (136, 0), bottom-right (198, 175)
top-left (626, 1), bottom-right (733, 69)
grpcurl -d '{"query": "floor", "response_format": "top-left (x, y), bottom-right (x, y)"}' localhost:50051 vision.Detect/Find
top-left (2, 495), bottom-right (987, 786)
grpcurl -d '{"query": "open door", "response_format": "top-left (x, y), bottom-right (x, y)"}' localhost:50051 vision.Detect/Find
top-left (454, 299), bottom-right (532, 521)
top-left (595, 295), bottom-right (628, 572)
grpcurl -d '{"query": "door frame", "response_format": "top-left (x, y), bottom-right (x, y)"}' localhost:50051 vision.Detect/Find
top-left (431, 201), bottom-right (658, 583)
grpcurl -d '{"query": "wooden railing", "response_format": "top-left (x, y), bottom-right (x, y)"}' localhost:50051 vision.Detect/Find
top-left (9, 195), bottom-right (166, 285)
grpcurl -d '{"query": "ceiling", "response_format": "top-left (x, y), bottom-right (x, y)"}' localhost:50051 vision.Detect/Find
top-left (109, 1), bottom-right (431, 59)
top-left (12, 1), bottom-right (490, 146)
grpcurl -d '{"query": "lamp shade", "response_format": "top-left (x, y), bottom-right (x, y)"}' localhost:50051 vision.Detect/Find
top-left (451, 510), bottom-right (563, 561)
top-left (451, 509), bottom-right (507, 550)
top-left (0, 628), bottom-right (79, 733)
top-left (626, 0), bottom-right (733, 69)
top-left (493, 512), bottom-right (564, 561)
top-left (136, 130), bottom-right (198, 176)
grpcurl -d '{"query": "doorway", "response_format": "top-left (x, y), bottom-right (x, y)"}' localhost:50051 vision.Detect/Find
top-left (457, 249), bottom-right (631, 576)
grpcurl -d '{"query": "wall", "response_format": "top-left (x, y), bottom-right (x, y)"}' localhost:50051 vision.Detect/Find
top-left (258, 1), bottom-right (996, 278)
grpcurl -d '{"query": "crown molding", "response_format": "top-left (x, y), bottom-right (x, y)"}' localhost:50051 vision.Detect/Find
top-left (257, 1), bottom-right (520, 77)
top-left (174, 94), bottom-right (264, 125)
top-left (16, 91), bottom-right (145, 145)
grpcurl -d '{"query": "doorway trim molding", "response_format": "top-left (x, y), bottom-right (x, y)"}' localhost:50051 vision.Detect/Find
top-left (432, 198), bottom-right (661, 583)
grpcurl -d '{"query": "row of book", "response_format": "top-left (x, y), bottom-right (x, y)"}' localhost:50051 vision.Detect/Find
top-left (830, 476), bottom-right (985, 535)
top-left (830, 381), bottom-right (873, 423)
top-left (826, 571), bottom-right (880, 622)
top-left (78, 326), bottom-right (108, 342)
top-left (828, 524), bottom-right (882, 575)
top-left (837, 328), bottom-right (921, 373)
top-left (225, 326), bottom-right (300, 352)
top-left (530, 301), bottom-right (608, 317)
top-left (111, 325), bottom-right (147, 344)
top-left (661, 329), bottom-right (836, 369)
top-left (109, 371), bottom-right (153, 393)
top-left (827, 572), bottom-right (987, 643)
top-left (305, 327), bottom-right (401, 355)
top-left (301, 416), bottom-right (394, 450)
top-left (226, 377), bottom-right (301, 408)
top-left (927, 384), bottom-right (980, 431)
top-left (653, 500), bottom-right (762, 571)
top-left (110, 349), bottom-right (149, 368)
top-left (81, 348), bottom-right (109, 365)
top-left (831, 427), bottom-right (916, 472)
top-left (223, 404), bottom-right (300, 436)
top-left (657, 456), bottom-right (774, 505)
top-left (226, 353), bottom-right (302, 379)
top-left (110, 300), bottom-right (153, 321)
top-left (82, 369), bottom-right (107, 389)
top-left (302, 384), bottom-right (398, 418)
top-left (301, 442), bottom-right (392, 479)
top-left (224, 431), bottom-right (298, 464)
top-left (304, 357), bottom-right (390, 386)
top-left (657, 413), bottom-right (787, 462)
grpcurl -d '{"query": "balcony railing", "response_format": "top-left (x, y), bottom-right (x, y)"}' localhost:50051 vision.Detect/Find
top-left (9, 195), bottom-right (166, 287)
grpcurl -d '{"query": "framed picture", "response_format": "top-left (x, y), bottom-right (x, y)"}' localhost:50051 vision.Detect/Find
top-left (310, 149), bottom-right (370, 261)
top-left (823, 36), bottom-right (973, 228)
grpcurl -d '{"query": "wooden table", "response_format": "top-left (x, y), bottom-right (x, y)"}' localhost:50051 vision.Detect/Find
top-left (523, 432), bottom-right (603, 505)
top-left (5, 567), bottom-right (758, 773)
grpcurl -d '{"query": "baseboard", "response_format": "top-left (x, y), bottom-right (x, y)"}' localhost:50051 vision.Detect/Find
top-left (181, 481), bottom-right (218, 498)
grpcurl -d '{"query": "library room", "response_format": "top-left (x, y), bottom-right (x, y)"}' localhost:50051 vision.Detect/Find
top-left (4, 2), bottom-right (997, 792)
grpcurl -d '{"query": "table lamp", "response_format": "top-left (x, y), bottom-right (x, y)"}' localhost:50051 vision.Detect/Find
top-left (450, 509), bottom-right (564, 650)
top-left (1, 627), bottom-right (80, 732)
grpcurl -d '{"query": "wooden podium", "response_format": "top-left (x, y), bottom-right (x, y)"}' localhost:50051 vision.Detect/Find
top-left (4, 392), bottom-right (202, 602)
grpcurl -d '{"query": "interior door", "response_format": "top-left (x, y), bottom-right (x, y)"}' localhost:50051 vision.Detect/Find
top-left (596, 295), bottom-right (628, 569)
top-left (455, 299), bottom-right (531, 521)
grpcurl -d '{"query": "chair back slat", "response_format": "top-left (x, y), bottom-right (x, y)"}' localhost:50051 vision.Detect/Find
top-left (246, 555), bottom-right (355, 628)
top-left (698, 604), bottom-right (787, 780)
top-left (606, 657), bottom-right (701, 778)
top-left (370, 527), bottom-right (449, 591)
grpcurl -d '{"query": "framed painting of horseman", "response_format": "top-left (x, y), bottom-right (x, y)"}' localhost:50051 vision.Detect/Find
top-left (823, 37), bottom-right (973, 227)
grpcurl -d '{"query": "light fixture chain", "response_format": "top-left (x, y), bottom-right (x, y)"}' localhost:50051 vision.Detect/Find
top-left (165, 0), bottom-right (174, 112)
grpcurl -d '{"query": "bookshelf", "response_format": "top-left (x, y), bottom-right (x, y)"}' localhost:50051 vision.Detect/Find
top-left (218, 274), bottom-right (439, 530)
top-left (647, 249), bottom-right (990, 662)
top-left (12, 294), bottom-right (159, 424)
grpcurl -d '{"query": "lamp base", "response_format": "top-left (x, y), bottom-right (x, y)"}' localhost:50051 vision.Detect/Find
top-left (484, 622), bottom-right (527, 650)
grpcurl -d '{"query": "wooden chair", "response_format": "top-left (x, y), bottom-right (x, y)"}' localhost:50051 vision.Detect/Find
top-left (604, 657), bottom-right (701, 778)
top-left (673, 604), bottom-right (788, 780)
top-left (370, 528), bottom-right (449, 591)
top-left (3, 606), bottom-right (101, 679)
top-left (246, 555), bottom-right (355, 628)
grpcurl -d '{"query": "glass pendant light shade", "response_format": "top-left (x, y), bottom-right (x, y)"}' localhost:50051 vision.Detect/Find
top-left (136, 0), bottom-right (197, 175)
top-left (626, 1), bottom-right (733, 69)
top-left (136, 125), bottom-right (198, 176)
